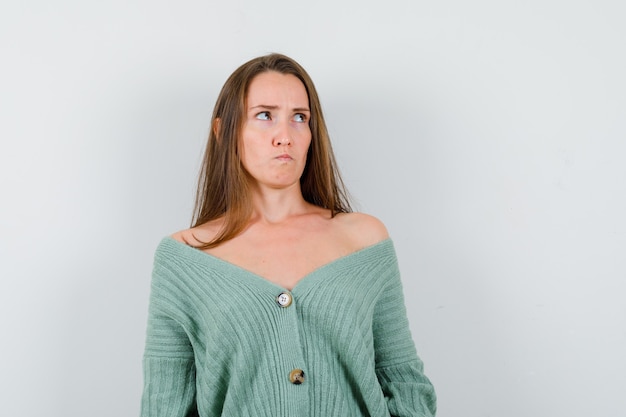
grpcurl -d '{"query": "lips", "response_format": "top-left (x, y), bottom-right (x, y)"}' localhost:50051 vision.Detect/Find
top-left (275, 154), bottom-right (293, 161)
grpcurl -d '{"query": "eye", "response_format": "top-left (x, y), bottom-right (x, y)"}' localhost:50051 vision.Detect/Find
top-left (255, 111), bottom-right (271, 121)
top-left (293, 113), bottom-right (308, 123)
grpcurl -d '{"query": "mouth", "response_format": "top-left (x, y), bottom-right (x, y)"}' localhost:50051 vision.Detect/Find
top-left (275, 154), bottom-right (293, 161)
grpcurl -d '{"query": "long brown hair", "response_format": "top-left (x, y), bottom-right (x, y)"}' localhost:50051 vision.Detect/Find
top-left (191, 53), bottom-right (352, 248)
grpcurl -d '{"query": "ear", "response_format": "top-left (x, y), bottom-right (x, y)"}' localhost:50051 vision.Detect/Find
top-left (212, 118), bottom-right (221, 139)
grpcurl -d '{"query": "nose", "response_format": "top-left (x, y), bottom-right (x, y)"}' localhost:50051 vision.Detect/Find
top-left (274, 136), bottom-right (291, 146)
top-left (272, 120), bottom-right (292, 146)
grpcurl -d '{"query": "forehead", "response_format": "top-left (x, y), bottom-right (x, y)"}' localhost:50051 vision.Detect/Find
top-left (246, 71), bottom-right (309, 106)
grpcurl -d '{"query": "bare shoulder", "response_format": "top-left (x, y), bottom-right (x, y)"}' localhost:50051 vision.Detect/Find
top-left (333, 212), bottom-right (390, 248)
top-left (170, 228), bottom-right (197, 245)
top-left (170, 219), bottom-right (224, 246)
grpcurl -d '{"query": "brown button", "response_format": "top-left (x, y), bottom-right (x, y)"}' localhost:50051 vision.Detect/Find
top-left (276, 292), bottom-right (293, 308)
top-left (289, 368), bottom-right (305, 385)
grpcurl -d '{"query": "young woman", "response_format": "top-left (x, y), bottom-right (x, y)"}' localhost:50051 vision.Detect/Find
top-left (141, 53), bottom-right (436, 416)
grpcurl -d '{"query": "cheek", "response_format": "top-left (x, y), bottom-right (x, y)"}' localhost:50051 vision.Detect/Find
top-left (303, 134), bottom-right (312, 154)
top-left (238, 138), bottom-right (254, 167)
top-left (240, 140), bottom-right (267, 171)
top-left (299, 127), bottom-right (312, 150)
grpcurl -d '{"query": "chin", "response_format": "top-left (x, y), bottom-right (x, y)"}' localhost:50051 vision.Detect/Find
top-left (268, 178), bottom-right (301, 189)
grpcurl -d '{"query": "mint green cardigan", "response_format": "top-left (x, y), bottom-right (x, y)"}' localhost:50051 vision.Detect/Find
top-left (141, 237), bottom-right (436, 416)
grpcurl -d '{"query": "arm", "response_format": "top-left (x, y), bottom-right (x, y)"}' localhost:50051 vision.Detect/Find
top-left (373, 260), bottom-right (437, 417)
top-left (140, 264), bottom-right (198, 417)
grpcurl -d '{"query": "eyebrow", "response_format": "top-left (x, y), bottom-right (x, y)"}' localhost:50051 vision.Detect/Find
top-left (249, 104), bottom-right (310, 112)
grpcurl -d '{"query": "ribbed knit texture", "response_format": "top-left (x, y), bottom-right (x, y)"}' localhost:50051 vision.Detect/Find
top-left (141, 237), bottom-right (436, 417)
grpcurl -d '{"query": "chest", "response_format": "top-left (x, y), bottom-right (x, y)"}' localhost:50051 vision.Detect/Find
top-left (203, 231), bottom-right (356, 290)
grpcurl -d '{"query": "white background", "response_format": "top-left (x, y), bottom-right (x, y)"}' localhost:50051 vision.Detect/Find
top-left (1, 0), bottom-right (625, 416)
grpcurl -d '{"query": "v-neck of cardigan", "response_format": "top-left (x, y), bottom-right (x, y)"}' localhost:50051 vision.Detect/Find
top-left (160, 236), bottom-right (393, 294)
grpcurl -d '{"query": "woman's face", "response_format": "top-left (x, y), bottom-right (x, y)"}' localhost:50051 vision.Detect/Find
top-left (240, 71), bottom-right (312, 191)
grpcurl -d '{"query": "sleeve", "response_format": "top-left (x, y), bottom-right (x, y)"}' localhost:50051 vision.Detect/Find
top-left (140, 263), bottom-right (199, 417)
top-left (373, 259), bottom-right (437, 417)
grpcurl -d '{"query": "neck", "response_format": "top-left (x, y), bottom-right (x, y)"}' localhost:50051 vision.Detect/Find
top-left (249, 183), bottom-right (311, 224)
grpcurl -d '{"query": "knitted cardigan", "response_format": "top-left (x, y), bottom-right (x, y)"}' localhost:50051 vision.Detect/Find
top-left (141, 237), bottom-right (436, 417)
